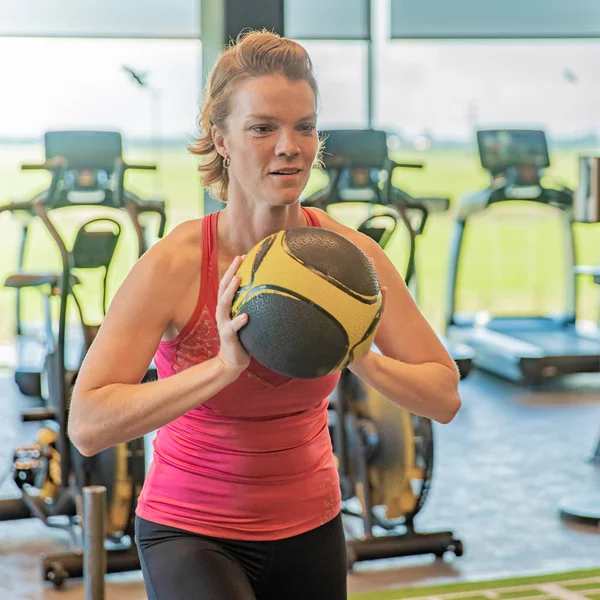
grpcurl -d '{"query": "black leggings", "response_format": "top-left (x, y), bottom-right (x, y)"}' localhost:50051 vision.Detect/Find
top-left (135, 514), bottom-right (347, 600)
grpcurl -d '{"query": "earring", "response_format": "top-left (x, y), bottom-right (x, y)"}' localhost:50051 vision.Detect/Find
top-left (223, 157), bottom-right (231, 169)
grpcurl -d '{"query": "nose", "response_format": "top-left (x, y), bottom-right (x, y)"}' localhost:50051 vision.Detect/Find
top-left (274, 129), bottom-right (300, 157)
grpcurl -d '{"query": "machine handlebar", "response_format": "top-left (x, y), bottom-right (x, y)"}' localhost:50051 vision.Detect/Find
top-left (21, 156), bottom-right (68, 171)
top-left (123, 163), bottom-right (157, 172)
top-left (489, 180), bottom-right (572, 207)
top-left (0, 198), bottom-right (38, 214)
top-left (392, 160), bottom-right (424, 170)
top-left (130, 198), bottom-right (167, 238)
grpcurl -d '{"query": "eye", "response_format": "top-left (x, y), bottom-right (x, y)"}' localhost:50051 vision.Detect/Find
top-left (299, 123), bottom-right (316, 133)
top-left (251, 125), bottom-right (272, 134)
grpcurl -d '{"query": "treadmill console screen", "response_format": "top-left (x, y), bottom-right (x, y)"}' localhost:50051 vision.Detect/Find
top-left (477, 129), bottom-right (550, 174)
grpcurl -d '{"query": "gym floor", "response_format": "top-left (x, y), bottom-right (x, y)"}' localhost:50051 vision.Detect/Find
top-left (1, 368), bottom-right (599, 599)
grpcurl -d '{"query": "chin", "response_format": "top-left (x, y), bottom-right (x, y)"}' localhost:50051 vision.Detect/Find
top-left (268, 189), bottom-right (302, 207)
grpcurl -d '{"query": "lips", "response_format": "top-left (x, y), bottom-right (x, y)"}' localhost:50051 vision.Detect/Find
top-left (270, 169), bottom-right (302, 175)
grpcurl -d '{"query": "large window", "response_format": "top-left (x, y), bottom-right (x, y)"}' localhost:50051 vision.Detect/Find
top-left (376, 40), bottom-right (600, 145)
top-left (374, 34), bottom-right (600, 328)
top-left (0, 37), bottom-right (202, 345)
top-left (0, 0), bottom-right (200, 38)
top-left (389, 0), bottom-right (600, 39)
top-left (0, 36), bottom-right (202, 219)
top-left (297, 41), bottom-right (369, 130)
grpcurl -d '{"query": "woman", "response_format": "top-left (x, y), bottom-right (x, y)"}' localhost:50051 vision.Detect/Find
top-left (69, 31), bottom-right (461, 600)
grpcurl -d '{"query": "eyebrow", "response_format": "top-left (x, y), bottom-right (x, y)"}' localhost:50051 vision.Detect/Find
top-left (246, 113), bottom-right (317, 122)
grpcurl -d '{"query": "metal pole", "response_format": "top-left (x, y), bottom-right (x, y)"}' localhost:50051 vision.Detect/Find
top-left (366, 0), bottom-right (374, 128)
top-left (83, 486), bottom-right (107, 600)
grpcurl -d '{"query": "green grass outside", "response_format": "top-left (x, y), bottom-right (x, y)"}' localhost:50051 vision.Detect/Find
top-left (1, 143), bottom-right (600, 344)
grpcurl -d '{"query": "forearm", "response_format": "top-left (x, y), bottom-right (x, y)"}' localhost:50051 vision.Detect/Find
top-left (349, 351), bottom-right (461, 423)
top-left (69, 356), bottom-right (242, 456)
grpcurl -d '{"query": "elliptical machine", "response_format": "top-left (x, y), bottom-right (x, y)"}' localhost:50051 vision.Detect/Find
top-left (1, 130), bottom-right (166, 400)
top-left (305, 129), bottom-right (464, 569)
top-left (0, 131), bottom-right (166, 587)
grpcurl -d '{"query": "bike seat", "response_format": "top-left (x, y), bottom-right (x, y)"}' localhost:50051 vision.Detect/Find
top-left (4, 272), bottom-right (81, 290)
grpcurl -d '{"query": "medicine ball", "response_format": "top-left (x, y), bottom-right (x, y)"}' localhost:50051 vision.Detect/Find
top-left (231, 227), bottom-right (383, 378)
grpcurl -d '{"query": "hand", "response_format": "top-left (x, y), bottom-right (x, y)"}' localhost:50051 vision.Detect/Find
top-left (215, 255), bottom-right (251, 375)
top-left (379, 285), bottom-right (388, 314)
top-left (366, 255), bottom-right (387, 329)
top-left (348, 286), bottom-right (387, 376)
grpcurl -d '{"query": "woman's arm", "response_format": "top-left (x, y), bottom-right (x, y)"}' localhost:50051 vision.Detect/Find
top-left (68, 224), bottom-right (249, 456)
top-left (315, 209), bottom-right (462, 424)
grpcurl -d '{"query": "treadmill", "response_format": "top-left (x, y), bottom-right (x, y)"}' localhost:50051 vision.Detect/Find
top-left (559, 434), bottom-right (600, 527)
top-left (446, 129), bottom-right (600, 385)
top-left (303, 128), bottom-right (473, 378)
top-left (559, 154), bottom-right (600, 526)
top-left (1, 130), bottom-right (167, 398)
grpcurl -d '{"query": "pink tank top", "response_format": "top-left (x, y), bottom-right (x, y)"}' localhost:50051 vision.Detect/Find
top-left (135, 207), bottom-right (342, 540)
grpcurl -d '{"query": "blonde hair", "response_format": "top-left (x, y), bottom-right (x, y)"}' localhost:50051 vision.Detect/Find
top-left (188, 30), bottom-right (320, 203)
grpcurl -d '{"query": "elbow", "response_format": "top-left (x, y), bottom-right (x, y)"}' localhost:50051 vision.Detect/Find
top-left (68, 399), bottom-right (100, 457)
top-left (68, 419), bottom-right (97, 457)
top-left (436, 369), bottom-right (462, 424)
top-left (436, 394), bottom-right (462, 424)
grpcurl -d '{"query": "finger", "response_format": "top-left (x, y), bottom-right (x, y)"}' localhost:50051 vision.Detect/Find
top-left (218, 255), bottom-right (243, 295)
top-left (223, 274), bottom-right (242, 307)
top-left (230, 313), bottom-right (248, 332)
top-left (219, 256), bottom-right (242, 294)
top-left (217, 275), bottom-right (242, 321)
top-left (380, 286), bottom-right (388, 313)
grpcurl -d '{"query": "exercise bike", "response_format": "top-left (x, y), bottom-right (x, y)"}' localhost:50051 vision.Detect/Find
top-left (306, 129), bottom-right (464, 568)
top-left (330, 367), bottom-right (463, 570)
top-left (0, 133), bottom-right (165, 587)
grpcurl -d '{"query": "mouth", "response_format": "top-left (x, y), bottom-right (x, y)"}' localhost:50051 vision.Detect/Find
top-left (269, 168), bottom-right (302, 177)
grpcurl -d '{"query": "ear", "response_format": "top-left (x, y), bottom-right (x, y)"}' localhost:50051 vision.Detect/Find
top-left (212, 125), bottom-right (228, 159)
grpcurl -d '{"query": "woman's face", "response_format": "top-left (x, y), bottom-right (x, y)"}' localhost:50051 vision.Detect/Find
top-left (213, 74), bottom-right (318, 208)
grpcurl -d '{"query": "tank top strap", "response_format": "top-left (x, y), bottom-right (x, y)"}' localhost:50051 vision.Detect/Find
top-left (203, 211), bottom-right (220, 316)
top-left (302, 206), bottom-right (322, 228)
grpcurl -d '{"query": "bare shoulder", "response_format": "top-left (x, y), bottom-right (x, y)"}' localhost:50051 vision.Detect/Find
top-left (135, 217), bottom-right (204, 288)
top-left (106, 217), bottom-right (205, 318)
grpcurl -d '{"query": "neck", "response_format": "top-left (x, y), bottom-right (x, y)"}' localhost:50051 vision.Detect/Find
top-left (218, 197), bottom-right (307, 257)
